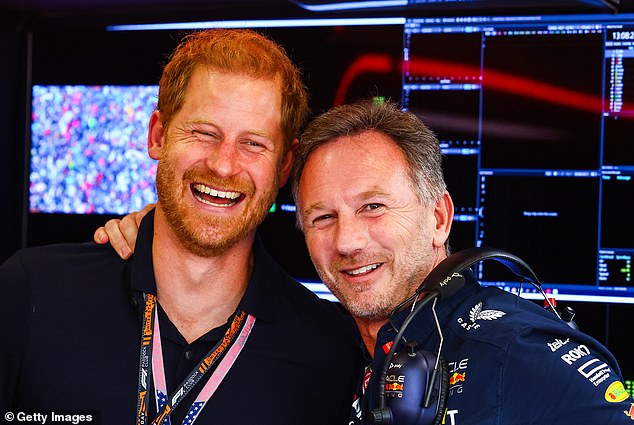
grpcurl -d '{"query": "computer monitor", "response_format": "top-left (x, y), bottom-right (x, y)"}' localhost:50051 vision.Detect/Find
top-left (27, 13), bottom-right (634, 304)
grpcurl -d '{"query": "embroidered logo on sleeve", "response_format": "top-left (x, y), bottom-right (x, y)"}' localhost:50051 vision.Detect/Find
top-left (605, 381), bottom-right (630, 403)
top-left (559, 344), bottom-right (613, 387)
top-left (457, 301), bottom-right (506, 331)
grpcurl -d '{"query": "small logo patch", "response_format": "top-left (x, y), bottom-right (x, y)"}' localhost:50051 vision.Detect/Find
top-left (605, 381), bottom-right (630, 403)
top-left (457, 301), bottom-right (506, 330)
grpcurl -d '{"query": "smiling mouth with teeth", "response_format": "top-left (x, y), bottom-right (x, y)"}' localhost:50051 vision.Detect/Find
top-left (345, 263), bottom-right (382, 276)
top-left (191, 183), bottom-right (244, 207)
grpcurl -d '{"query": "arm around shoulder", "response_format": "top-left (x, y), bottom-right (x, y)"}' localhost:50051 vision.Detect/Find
top-left (93, 203), bottom-right (154, 259)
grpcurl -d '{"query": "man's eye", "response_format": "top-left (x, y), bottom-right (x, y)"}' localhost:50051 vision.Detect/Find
top-left (365, 203), bottom-right (384, 211)
top-left (192, 130), bottom-right (217, 139)
top-left (311, 214), bottom-right (334, 226)
top-left (243, 140), bottom-right (265, 149)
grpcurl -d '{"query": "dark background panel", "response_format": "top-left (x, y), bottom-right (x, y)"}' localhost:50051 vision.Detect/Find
top-left (481, 33), bottom-right (604, 170)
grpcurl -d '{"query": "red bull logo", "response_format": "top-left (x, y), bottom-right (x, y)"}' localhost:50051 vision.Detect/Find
top-left (449, 372), bottom-right (466, 385)
top-left (386, 382), bottom-right (404, 391)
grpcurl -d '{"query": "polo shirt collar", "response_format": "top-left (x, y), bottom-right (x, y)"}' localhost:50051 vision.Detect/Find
top-left (357, 269), bottom-right (481, 359)
top-left (128, 209), bottom-right (282, 323)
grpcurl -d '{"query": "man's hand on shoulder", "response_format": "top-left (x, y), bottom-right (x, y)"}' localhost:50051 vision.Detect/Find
top-left (93, 203), bottom-right (155, 259)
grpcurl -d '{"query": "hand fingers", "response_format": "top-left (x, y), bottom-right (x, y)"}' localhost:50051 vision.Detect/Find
top-left (119, 213), bottom-right (141, 254)
top-left (103, 219), bottom-right (132, 259)
top-left (94, 204), bottom-right (153, 259)
top-left (93, 227), bottom-right (109, 244)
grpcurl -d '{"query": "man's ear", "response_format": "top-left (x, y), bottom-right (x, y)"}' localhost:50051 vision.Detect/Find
top-left (148, 110), bottom-right (165, 160)
top-left (278, 138), bottom-right (298, 188)
top-left (432, 191), bottom-right (454, 249)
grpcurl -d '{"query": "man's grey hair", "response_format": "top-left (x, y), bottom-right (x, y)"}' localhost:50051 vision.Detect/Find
top-left (291, 99), bottom-right (447, 213)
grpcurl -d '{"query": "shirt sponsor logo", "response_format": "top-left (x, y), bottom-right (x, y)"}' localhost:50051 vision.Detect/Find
top-left (449, 372), bottom-right (466, 385)
top-left (605, 381), bottom-right (630, 403)
top-left (559, 344), bottom-right (612, 386)
top-left (547, 337), bottom-right (570, 352)
top-left (448, 358), bottom-right (469, 373)
top-left (560, 344), bottom-right (590, 365)
top-left (578, 358), bottom-right (612, 386)
top-left (448, 358), bottom-right (469, 396)
top-left (386, 381), bottom-right (404, 391)
top-left (457, 302), bottom-right (506, 331)
top-left (442, 409), bottom-right (459, 425)
top-left (386, 372), bottom-right (406, 398)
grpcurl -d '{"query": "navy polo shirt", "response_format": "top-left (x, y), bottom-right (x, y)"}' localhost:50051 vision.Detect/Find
top-left (349, 271), bottom-right (632, 424)
top-left (1, 211), bottom-right (362, 424)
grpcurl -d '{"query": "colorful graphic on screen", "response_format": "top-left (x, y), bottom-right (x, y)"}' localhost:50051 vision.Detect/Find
top-left (30, 85), bottom-right (159, 214)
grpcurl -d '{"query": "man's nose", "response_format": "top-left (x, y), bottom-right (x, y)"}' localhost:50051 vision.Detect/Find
top-left (206, 139), bottom-right (241, 177)
top-left (334, 214), bottom-right (369, 256)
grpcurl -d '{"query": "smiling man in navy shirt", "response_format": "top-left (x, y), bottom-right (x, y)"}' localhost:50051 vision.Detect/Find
top-left (0, 29), bottom-right (361, 425)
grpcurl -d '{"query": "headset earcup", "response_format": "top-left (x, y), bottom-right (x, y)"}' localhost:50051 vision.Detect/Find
top-left (383, 348), bottom-right (448, 425)
top-left (432, 356), bottom-right (449, 425)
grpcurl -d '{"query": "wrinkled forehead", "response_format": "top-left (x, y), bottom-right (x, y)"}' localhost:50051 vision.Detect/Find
top-left (298, 132), bottom-right (415, 204)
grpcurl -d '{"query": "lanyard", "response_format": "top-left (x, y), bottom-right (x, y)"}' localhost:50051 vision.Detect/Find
top-left (136, 293), bottom-right (255, 425)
